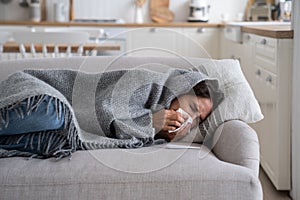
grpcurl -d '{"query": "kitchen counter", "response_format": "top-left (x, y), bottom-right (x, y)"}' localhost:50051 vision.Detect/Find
top-left (0, 20), bottom-right (222, 28)
top-left (241, 25), bottom-right (293, 39)
top-left (0, 20), bottom-right (294, 39)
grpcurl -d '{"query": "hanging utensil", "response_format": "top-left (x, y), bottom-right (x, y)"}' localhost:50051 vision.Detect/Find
top-left (19, 0), bottom-right (29, 7)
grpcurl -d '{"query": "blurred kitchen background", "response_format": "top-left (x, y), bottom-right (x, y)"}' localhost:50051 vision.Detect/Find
top-left (0, 1), bottom-right (299, 200)
top-left (0, 0), bottom-right (292, 23)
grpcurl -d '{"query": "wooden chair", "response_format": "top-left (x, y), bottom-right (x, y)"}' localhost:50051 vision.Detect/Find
top-left (44, 27), bottom-right (105, 56)
top-left (44, 27), bottom-right (104, 43)
top-left (12, 31), bottom-right (89, 58)
top-left (0, 31), bottom-right (11, 61)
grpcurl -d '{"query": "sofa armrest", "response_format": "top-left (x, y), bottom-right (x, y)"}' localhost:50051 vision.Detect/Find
top-left (212, 120), bottom-right (260, 176)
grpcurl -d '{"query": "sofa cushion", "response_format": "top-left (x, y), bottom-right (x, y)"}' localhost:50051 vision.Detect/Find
top-left (0, 144), bottom-right (262, 200)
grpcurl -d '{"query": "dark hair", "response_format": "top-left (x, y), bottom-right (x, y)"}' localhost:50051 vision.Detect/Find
top-left (192, 81), bottom-right (211, 98)
top-left (189, 80), bottom-right (224, 111)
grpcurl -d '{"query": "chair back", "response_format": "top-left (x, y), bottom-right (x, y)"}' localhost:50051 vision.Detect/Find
top-left (0, 31), bottom-right (10, 44)
top-left (0, 31), bottom-right (11, 61)
top-left (12, 31), bottom-right (89, 58)
top-left (44, 27), bottom-right (104, 42)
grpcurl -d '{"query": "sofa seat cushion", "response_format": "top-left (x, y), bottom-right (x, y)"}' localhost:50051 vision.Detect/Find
top-left (0, 144), bottom-right (261, 200)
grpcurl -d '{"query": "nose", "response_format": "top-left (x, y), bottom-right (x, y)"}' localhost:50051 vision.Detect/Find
top-left (200, 99), bottom-right (213, 119)
top-left (190, 114), bottom-right (200, 128)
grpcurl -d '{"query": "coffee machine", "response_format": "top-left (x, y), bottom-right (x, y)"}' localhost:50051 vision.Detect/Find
top-left (187, 0), bottom-right (210, 22)
top-left (247, 0), bottom-right (272, 21)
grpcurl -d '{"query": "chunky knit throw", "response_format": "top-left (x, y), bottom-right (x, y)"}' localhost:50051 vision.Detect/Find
top-left (0, 68), bottom-right (221, 159)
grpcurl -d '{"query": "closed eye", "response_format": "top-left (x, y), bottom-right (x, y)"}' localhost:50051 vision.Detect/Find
top-left (190, 103), bottom-right (203, 122)
top-left (191, 103), bottom-right (199, 113)
top-left (199, 117), bottom-right (203, 123)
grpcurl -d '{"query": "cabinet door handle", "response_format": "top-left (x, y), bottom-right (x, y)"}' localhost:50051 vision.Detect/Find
top-left (246, 35), bottom-right (251, 41)
top-left (244, 34), bottom-right (251, 42)
top-left (226, 27), bottom-right (232, 33)
top-left (260, 39), bottom-right (267, 45)
top-left (149, 28), bottom-right (156, 33)
top-left (255, 69), bottom-right (261, 76)
top-left (103, 32), bottom-right (110, 38)
top-left (266, 75), bottom-right (272, 83)
top-left (231, 55), bottom-right (240, 62)
top-left (197, 27), bottom-right (205, 33)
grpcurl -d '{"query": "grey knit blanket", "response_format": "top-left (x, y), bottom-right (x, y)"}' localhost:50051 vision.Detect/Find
top-left (0, 68), bottom-right (220, 159)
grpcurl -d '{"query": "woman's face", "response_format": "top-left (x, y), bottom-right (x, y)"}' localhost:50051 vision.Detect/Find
top-left (169, 95), bottom-right (213, 129)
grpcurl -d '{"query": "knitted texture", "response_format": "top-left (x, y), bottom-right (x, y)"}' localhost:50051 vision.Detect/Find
top-left (0, 68), bottom-right (221, 158)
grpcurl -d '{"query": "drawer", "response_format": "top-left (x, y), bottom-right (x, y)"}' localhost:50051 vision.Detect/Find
top-left (254, 35), bottom-right (277, 47)
top-left (252, 65), bottom-right (277, 103)
top-left (255, 43), bottom-right (276, 61)
top-left (242, 33), bottom-right (255, 45)
top-left (255, 53), bottom-right (277, 74)
top-left (253, 35), bottom-right (277, 73)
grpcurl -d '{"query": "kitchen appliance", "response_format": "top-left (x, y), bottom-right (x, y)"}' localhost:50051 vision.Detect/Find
top-left (187, 0), bottom-right (210, 22)
top-left (279, 0), bottom-right (292, 22)
top-left (247, 0), bottom-right (272, 21)
top-left (18, 0), bottom-right (29, 7)
top-left (134, 0), bottom-right (146, 23)
top-left (53, 2), bottom-right (67, 22)
top-left (29, 0), bottom-right (41, 22)
top-left (0, 0), bottom-right (12, 4)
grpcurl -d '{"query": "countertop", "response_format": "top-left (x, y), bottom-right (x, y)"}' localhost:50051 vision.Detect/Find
top-left (0, 20), bottom-right (222, 28)
top-left (0, 20), bottom-right (294, 39)
top-left (241, 25), bottom-right (293, 39)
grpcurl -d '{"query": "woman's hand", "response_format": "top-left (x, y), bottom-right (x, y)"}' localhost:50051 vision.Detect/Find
top-left (152, 109), bottom-right (191, 142)
top-left (154, 123), bottom-right (191, 142)
top-left (152, 109), bottom-right (186, 133)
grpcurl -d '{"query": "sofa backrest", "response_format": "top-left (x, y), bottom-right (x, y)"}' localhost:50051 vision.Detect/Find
top-left (0, 56), bottom-right (212, 81)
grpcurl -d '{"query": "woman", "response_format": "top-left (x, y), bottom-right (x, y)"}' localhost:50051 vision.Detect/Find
top-left (0, 68), bottom-right (223, 158)
top-left (153, 81), bottom-right (214, 142)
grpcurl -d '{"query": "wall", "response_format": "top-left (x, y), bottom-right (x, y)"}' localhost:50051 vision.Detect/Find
top-left (291, 0), bottom-right (300, 199)
top-left (0, 0), bottom-right (70, 21)
top-left (0, 0), bottom-right (29, 20)
top-left (0, 0), bottom-right (248, 23)
top-left (73, 0), bottom-right (248, 22)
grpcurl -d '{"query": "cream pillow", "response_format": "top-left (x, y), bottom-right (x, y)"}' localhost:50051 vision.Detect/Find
top-left (179, 59), bottom-right (264, 144)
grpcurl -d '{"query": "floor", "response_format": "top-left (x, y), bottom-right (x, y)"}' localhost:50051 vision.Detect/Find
top-left (259, 167), bottom-right (291, 200)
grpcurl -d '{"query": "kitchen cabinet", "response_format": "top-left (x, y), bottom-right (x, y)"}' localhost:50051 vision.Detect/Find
top-left (126, 27), bottom-right (182, 57)
top-left (219, 28), bottom-right (251, 80)
top-left (126, 27), bottom-right (220, 58)
top-left (181, 27), bottom-right (220, 59)
top-left (221, 31), bottom-right (293, 190)
top-left (220, 28), bottom-right (244, 60)
top-left (248, 34), bottom-right (293, 190)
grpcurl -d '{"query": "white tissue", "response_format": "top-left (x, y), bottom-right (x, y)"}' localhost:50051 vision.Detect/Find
top-left (168, 108), bottom-right (193, 133)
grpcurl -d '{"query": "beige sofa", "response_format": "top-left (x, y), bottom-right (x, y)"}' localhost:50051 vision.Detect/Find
top-left (0, 56), bottom-right (262, 200)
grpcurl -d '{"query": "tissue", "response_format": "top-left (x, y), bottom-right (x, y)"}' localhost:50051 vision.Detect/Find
top-left (168, 108), bottom-right (193, 133)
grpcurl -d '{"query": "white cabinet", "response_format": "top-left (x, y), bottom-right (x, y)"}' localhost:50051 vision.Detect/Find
top-left (220, 28), bottom-right (244, 59)
top-left (126, 27), bottom-right (220, 58)
top-left (220, 31), bottom-right (293, 190)
top-left (243, 34), bottom-right (293, 190)
top-left (126, 27), bottom-right (182, 57)
top-left (182, 27), bottom-right (220, 59)
top-left (219, 29), bottom-right (251, 81)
